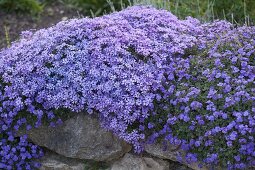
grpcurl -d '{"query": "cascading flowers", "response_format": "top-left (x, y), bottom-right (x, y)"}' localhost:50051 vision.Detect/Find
top-left (0, 5), bottom-right (254, 169)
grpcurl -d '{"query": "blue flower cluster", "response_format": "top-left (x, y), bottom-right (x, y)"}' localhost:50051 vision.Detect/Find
top-left (0, 6), bottom-right (254, 169)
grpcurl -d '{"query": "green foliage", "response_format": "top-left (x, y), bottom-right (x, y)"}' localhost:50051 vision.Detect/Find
top-left (41, 0), bottom-right (255, 24)
top-left (4, 26), bottom-right (10, 48)
top-left (212, 0), bottom-right (255, 25)
top-left (62, 0), bottom-right (128, 17)
top-left (2, 0), bottom-right (254, 24)
top-left (0, 0), bottom-right (43, 15)
top-left (132, 0), bottom-right (255, 25)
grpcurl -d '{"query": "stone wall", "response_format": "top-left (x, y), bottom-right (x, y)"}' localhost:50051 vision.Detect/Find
top-left (20, 113), bottom-right (198, 170)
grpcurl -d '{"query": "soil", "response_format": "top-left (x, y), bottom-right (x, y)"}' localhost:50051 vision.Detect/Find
top-left (0, 1), bottom-right (80, 49)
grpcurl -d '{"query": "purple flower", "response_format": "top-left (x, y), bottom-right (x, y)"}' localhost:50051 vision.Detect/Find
top-left (190, 101), bottom-right (203, 110)
top-left (186, 153), bottom-right (198, 163)
top-left (229, 131), bottom-right (238, 141)
top-left (0, 5), bottom-right (254, 169)
top-left (234, 155), bottom-right (241, 162)
top-left (147, 123), bottom-right (154, 129)
top-left (2, 125), bottom-right (8, 131)
top-left (195, 141), bottom-right (201, 147)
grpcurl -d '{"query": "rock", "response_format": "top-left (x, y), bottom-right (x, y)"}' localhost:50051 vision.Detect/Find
top-left (46, 8), bottom-right (54, 16)
top-left (39, 150), bottom-right (85, 170)
top-left (145, 143), bottom-right (179, 161)
top-left (110, 153), bottom-right (169, 170)
top-left (169, 161), bottom-right (193, 170)
top-left (61, 17), bottom-right (68, 21)
top-left (20, 113), bottom-right (131, 161)
top-left (145, 143), bottom-right (208, 170)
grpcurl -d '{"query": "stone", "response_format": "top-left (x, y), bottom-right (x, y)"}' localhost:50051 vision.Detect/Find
top-left (110, 153), bottom-right (169, 170)
top-left (145, 143), bottom-right (179, 161)
top-left (39, 150), bottom-right (85, 170)
top-left (19, 113), bottom-right (131, 162)
top-left (145, 143), bottom-right (208, 170)
top-left (61, 17), bottom-right (68, 21)
top-left (169, 161), bottom-right (193, 170)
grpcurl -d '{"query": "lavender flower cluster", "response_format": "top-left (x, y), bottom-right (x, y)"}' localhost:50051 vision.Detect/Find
top-left (0, 5), bottom-right (254, 169)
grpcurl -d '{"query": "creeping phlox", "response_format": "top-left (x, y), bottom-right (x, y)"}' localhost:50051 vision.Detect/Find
top-left (0, 6), bottom-right (254, 169)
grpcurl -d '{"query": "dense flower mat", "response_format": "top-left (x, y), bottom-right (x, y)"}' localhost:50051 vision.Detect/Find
top-left (0, 5), bottom-right (254, 170)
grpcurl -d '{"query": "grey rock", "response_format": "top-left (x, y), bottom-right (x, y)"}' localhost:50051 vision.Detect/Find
top-left (39, 150), bottom-right (85, 170)
top-left (145, 143), bottom-right (179, 161)
top-left (110, 153), bottom-right (169, 170)
top-left (169, 161), bottom-right (193, 170)
top-left (145, 143), bottom-right (208, 170)
top-left (20, 113), bottom-right (131, 161)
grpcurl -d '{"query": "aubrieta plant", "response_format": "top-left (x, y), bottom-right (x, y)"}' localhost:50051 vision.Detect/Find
top-left (0, 5), bottom-right (254, 170)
